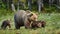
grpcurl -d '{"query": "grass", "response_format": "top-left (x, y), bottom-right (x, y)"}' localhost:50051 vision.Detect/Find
top-left (0, 9), bottom-right (60, 34)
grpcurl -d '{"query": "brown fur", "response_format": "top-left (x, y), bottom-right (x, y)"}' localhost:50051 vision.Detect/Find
top-left (31, 20), bottom-right (46, 28)
top-left (14, 10), bottom-right (38, 29)
top-left (1, 19), bottom-right (11, 29)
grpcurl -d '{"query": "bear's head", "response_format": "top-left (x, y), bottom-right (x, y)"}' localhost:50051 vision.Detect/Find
top-left (29, 13), bottom-right (38, 21)
top-left (26, 10), bottom-right (38, 21)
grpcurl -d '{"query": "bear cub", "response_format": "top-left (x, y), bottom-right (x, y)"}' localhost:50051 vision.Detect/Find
top-left (31, 20), bottom-right (46, 28)
top-left (1, 19), bottom-right (11, 29)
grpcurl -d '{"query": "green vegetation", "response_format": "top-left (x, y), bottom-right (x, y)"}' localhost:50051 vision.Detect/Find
top-left (0, 8), bottom-right (60, 34)
top-left (0, 0), bottom-right (60, 34)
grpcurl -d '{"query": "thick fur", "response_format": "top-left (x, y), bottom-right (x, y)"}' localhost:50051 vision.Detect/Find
top-left (14, 10), bottom-right (38, 29)
top-left (31, 20), bottom-right (46, 28)
top-left (1, 20), bottom-right (11, 29)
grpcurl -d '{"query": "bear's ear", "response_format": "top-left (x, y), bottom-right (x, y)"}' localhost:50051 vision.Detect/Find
top-left (29, 13), bottom-right (33, 17)
top-left (26, 10), bottom-right (31, 14)
top-left (27, 13), bottom-right (33, 17)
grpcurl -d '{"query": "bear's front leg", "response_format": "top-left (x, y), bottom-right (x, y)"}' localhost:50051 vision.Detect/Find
top-left (24, 21), bottom-right (31, 29)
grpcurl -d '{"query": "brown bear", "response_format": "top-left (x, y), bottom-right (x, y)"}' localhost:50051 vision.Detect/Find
top-left (14, 10), bottom-right (38, 29)
top-left (1, 19), bottom-right (11, 29)
top-left (31, 20), bottom-right (46, 28)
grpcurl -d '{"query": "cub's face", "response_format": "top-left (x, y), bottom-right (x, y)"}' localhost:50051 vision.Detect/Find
top-left (37, 23), bottom-right (42, 27)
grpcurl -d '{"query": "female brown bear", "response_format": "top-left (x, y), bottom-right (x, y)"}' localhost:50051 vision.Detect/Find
top-left (31, 20), bottom-right (46, 28)
top-left (14, 10), bottom-right (38, 29)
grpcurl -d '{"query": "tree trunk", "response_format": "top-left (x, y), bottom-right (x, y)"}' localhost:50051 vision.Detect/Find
top-left (59, 0), bottom-right (60, 6)
top-left (11, 3), bottom-right (16, 12)
top-left (28, 0), bottom-right (32, 11)
top-left (17, 0), bottom-right (20, 11)
top-left (37, 0), bottom-right (43, 12)
top-left (11, 0), bottom-right (16, 12)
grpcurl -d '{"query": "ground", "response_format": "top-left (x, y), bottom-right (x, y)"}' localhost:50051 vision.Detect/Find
top-left (0, 9), bottom-right (60, 34)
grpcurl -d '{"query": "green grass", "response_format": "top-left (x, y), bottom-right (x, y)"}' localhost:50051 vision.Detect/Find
top-left (0, 12), bottom-right (60, 34)
top-left (0, 9), bottom-right (60, 34)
